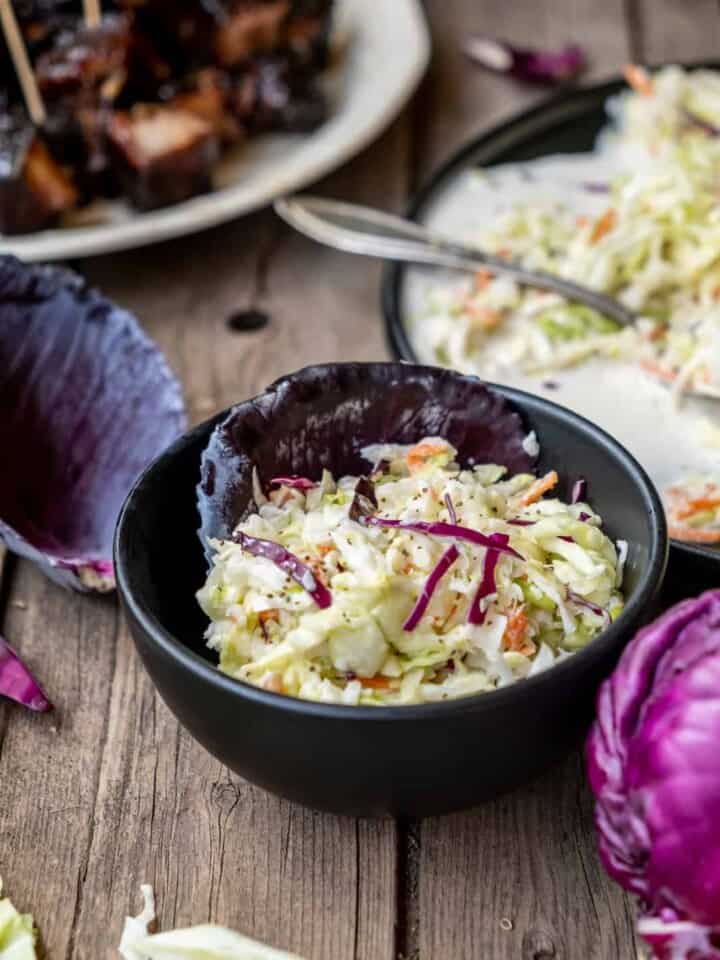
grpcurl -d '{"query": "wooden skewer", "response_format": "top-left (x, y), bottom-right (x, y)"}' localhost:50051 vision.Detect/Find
top-left (0, 0), bottom-right (46, 127)
top-left (83, 0), bottom-right (101, 29)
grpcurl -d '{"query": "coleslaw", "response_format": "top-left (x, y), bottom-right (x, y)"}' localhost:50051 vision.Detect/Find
top-left (198, 438), bottom-right (625, 705)
top-left (416, 66), bottom-right (720, 399)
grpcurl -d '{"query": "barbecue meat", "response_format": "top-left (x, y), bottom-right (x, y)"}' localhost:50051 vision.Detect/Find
top-left (0, 114), bottom-right (77, 234)
top-left (241, 54), bottom-right (327, 133)
top-left (107, 103), bottom-right (219, 209)
top-left (0, 0), bottom-right (334, 233)
top-left (36, 14), bottom-right (131, 100)
top-left (215, 1), bottom-right (289, 67)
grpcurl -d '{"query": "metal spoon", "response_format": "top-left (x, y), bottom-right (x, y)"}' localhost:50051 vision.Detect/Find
top-left (275, 195), bottom-right (720, 402)
top-left (274, 195), bottom-right (636, 327)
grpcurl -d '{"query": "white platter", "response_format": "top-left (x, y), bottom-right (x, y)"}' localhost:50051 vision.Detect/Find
top-left (0, 0), bottom-right (430, 262)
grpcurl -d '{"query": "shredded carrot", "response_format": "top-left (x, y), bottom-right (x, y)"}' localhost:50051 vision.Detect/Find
top-left (714, 286), bottom-right (720, 301)
top-left (474, 268), bottom-right (493, 290)
top-left (675, 496), bottom-right (720, 521)
top-left (576, 214), bottom-right (589, 228)
top-left (640, 324), bottom-right (665, 343)
top-left (502, 609), bottom-right (535, 656)
top-left (624, 64), bottom-right (654, 97)
top-left (520, 470), bottom-right (559, 506)
top-left (262, 673), bottom-right (285, 694)
top-left (358, 676), bottom-right (397, 690)
top-left (316, 543), bottom-right (334, 556)
top-left (407, 441), bottom-right (448, 473)
top-left (640, 359), bottom-right (678, 383)
top-left (669, 524), bottom-right (720, 544)
top-left (259, 609), bottom-right (279, 624)
top-left (590, 208), bottom-right (617, 244)
top-left (468, 303), bottom-right (502, 330)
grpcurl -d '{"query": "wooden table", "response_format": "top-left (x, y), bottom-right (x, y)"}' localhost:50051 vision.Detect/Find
top-left (2, 2), bottom-right (719, 958)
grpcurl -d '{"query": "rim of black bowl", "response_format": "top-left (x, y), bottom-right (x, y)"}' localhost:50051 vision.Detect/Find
top-left (114, 373), bottom-right (668, 721)
top-left (381, 61), bottom-right (720, 566)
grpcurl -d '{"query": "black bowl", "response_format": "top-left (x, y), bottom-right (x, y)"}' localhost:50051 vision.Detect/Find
top-left (115, 364), bottom-right (667, 817)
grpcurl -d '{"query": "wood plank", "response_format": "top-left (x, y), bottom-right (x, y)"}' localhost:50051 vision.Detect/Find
top-left (413, 0), bottom-right (633, 186)
top-left (420, 755), bottom-right (637, 960)
top-left (414, 2), bottom-right (639, 958)
top-left (630, 0), bottom-right (720, 63)
top-left (0, 120), bottom-right (408, 959)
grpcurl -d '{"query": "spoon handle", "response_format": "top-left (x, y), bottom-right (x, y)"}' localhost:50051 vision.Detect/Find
top-left (275, 196), bottom-right (636, 329)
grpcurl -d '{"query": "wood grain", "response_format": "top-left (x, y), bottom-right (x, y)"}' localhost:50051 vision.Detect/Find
top-left (2, 4), bottom-right (718, 959)
top-left (412, 0), bottom-right (631, 186)
top-left (0, 122), bottom-right (408, 960)
top-left (630, 0), bottom-right (720, 63)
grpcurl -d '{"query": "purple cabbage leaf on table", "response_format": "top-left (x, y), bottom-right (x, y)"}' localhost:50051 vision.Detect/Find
top-left (587, 590), bottom-right (720, 959)
top-left (462, 36), bottom-right (585, 85)
top-left (0, 255), bottom-right (186, 593)
top-left (197, 362), bottom-right (538, 553)
top-left (0, 633), bottom-right (51, 712)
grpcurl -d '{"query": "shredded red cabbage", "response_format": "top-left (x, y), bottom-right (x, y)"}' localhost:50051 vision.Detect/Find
top-left (361, 517), bottom-right (523, 560)
top-left (568, 589), bottom-right (610, 626)
top-left (559, 535), bottom-right (575, 543)
top-left (467, 534), bottom-right (508, 625)
top-left (349, 476), bottom-right (378, 522)
top-left (579, 511), bottom-right (592, 522)
top-left (582, 181), bottom-right (610, 194)
top-left (682, 107), bottom-right (720, 137)
top-left (507, 518), bottom-right (535, 526)
top-left (270, 476), bottom-right (316, 490)
top-left (444, 493), bottom-right (457, 524)
top-left (403, 545), bottom-right (460, 631)
top-left (571, 478), bottom-right (587, 504)
top-left (463, 35), bottom-right (585, 85)
top-left (0, 634), bottom-right (52, 712)
top-left (232, 531), bottom-right (332, 609)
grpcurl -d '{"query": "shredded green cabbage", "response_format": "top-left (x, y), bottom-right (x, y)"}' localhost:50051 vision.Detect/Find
top-left (0, 879), bottom-right (37, 960)
top-left (120, 886), bottom-right (305, 960)
top-left (198, 438), bottom-right (624, 705)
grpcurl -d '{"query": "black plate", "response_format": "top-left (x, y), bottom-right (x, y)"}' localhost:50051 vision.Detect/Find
top-left (382, 68), bottom-right (720, 571)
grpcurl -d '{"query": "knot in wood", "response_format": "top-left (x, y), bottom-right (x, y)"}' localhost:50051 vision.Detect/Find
top-left (522, 928), bottom-right (557, 960)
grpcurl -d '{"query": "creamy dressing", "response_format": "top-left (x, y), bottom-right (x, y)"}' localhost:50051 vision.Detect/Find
top-left (403, 153), bottom-right (720, 496)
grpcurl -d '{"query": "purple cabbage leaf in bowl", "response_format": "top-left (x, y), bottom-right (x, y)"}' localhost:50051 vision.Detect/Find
top-left (197, 362), bottom-right (537, 552)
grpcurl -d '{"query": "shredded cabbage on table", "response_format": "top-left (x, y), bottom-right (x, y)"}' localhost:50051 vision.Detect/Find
top-left (198, 438), bottom-right (624, 705)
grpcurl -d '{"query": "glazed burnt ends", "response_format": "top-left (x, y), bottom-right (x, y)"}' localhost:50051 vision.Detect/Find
top-left (196, 362), bottom-right (540, 555)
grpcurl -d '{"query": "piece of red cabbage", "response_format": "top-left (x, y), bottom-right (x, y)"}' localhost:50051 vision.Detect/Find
top-left (681, 107), bottom-right (720, 137)
top-left (586, 590), bottom-right (720, 958)
top-left (348, 476), bottom-right (378, 523)
top-left (463, 36), bottom-right (586, 85)
top-left (403, 545), bottom-right (459, 631)
top-left (198, 363), bottom-right (537, 555)
top-left (567, 589), bottom-right (610, 626)
top-left (0, 256), bottom-right (186, 591)
top-left (0, 633), bottom-right (51, 712)
top-left (270, 476), bottom-right (316, 490)
top-left (232, 530), bottom-right (331, 609)
top-left (571, 477), bottom-right (587, 503)
top-left (361, 517), bottom-right (523, 561)
top-left (467, 534), bottom-right (507, 625)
